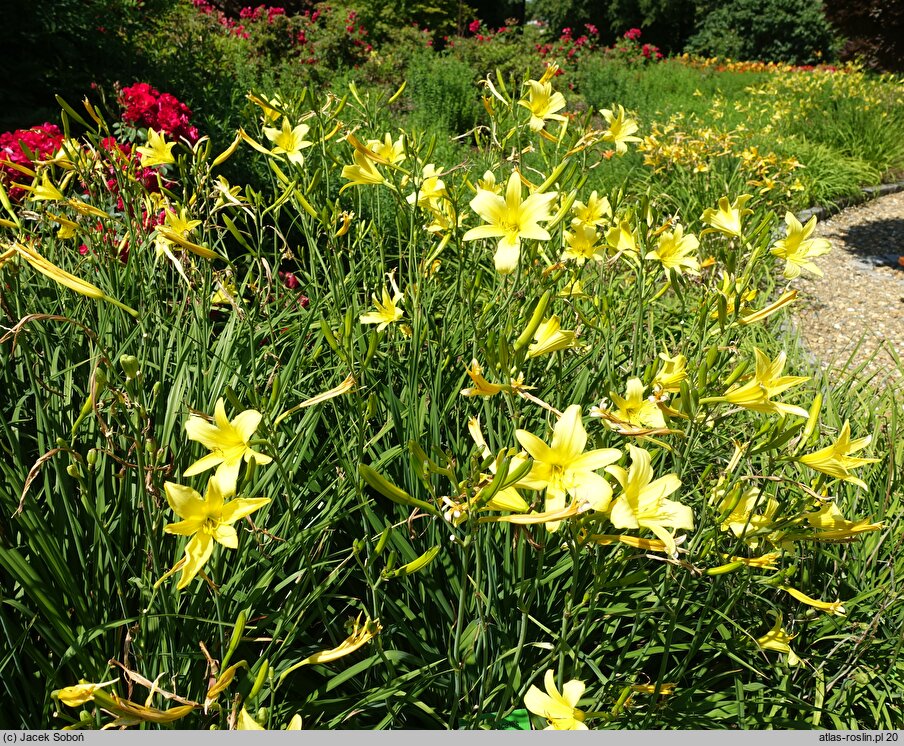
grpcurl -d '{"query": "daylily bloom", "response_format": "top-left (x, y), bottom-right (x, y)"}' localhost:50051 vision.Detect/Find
top-left (527, 316), bottom-right (580, 358)
top-left (476, 170), bottom-right (501, 194)
top-left (600, 105), bottom-right (641, 153)
top-left (55, 679), bottom-right (118, 707)
top-left (237, 708), bottom-right (303, 730)
top-left (718, 484), bottom-right (779, 541)
top-left (798, 421), bottom-right (878, 489)
top-left (652, 351), bottom-right (688, 394)
top-left (592, 378), bottom-right (665, 430)
top-left (164, 205), bottom-right (201, 238)
top-left (518, 80), bottom-right (567, 132)
top-left (515, 404), bottom-right (621, 529)
top-left (782, 586), bottom-right (846, 616)
top-left (340, 150), bottom-right (385, 191)
top-left (366, 133), bottom-right (405, 164)
top-left (562, 223), bottom-right (604, 264)
top-left (770, 212), bottom-right (831, 279)
top-left (359, 272), bottom-right (404, 330)
top-left (263, 117), bottom-right (312, 165)
top-left (756, 613), bottom-right (800, 666)
top-left (463, 171), bottom-right (557, 275)
top-left (164, 473), bottom-right (270, 589)
top-left (605, 220), bottom-right (638, 258)
top-left (606, 445), bottom-right (692, 556)
top-left (136, 128), bottom-right (176, 167)
top-left (524, 670), bottom-right (588, 730)
top-left (279, 616), bottom-right (381, 682)
top-left (802, 501), bottom-right (882, 540)
top-left (406, 163), bottom-right (447, 208)
top-left (29, 172), bottom-right (66, 201)
top-left (461, 359), bottom-right (504, 397)
top-left (645, 224), bottom-right (700, 275)
top-left (184, 398), bottom-right (273, 484)
top-left (571, 190), bottom-right (611, 228)
top-left (715, 348), bottom-right (809, 417)
top-left (701, 195), bottom-right (753, 238)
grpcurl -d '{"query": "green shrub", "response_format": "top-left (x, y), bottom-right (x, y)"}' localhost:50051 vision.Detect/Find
top-left (685, 0), bottom-right (842, 65)
top-left (407, 52), bottom-right (482, 135)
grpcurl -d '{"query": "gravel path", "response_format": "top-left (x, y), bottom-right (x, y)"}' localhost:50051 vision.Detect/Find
top-left (791, 190), bottom-right (904, 385)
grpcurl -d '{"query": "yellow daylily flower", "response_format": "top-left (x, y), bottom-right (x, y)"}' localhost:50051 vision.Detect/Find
top-left (359, 272), bottom-right (404, 331)
top-left (366, 133), bottom-right (405, 164)
top-left (237, 707), bottom-right (265, 730)
top-left (718, 484), bottom-right (779, 540)
top-left (527, 316), bottom-right (580, 358)
top-left (603, 378), bottom-right (666, 430)
top-left (798, 421), bottom-right (879, 489)
top-left (600, 105), bottom-right (641, 153)
top-left (652, 351), bottom-right (688, 395)
top-left (605, 220), bottom-right (638, 258)
top-left (184, 398), bottom-right (273, 484)
top-left (756, 613), bottom-right (800, 666)
top-left (518, 80), bottom-right (567, 132)
top-left (476, 170), bottom-right (501, 194)
top-left (406, 163), bottom-right (447, 208)
top-left (136, 128), bottom-right (176, 167)
top-left (30, 171), bottom-right (66, 201)
top-left (263, 117), bottom-right (313, 165)
top-left (164, 205), bottom-right (202, 238)
top-left (279, 615), bottom-right (381, 681)
top-left (55, 679), bottom-right (119, 707)
top-left (457, 415), bottom-right (530, 517)
top-left (340, 149), bottom-right (385, 191)
top-left (803, 501), bottom-right (883, 540)
top-left (562, 223), bottom-right (604, 264)
top-left (463, 171), bottom-right (557, 275)
top-left (164, 473), bottom-right (270, 589)
top-left (645, 224), bottom-right (700, 275)
top-left (770, 212), bottom-right (831, 279)
top-left (606, 445), bottom-right (692, 556)
top-left (571, 190), bottom-right (611, 228)
top-left (515, 404), bottom-right (621, 530)
top-left (461, 359), bottom-right (504, 397)
top-left (782, 586), bottom-right (846, 616)
top-left (715, 348), bottom-right (809, 417)
top-left (524, 670), bottom-right (587, 730)
top-left (701, 195), bottom-right (753, 238)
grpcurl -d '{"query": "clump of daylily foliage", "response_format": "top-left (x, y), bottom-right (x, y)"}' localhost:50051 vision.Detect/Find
top-left (0, 62), bottom-right (895, 730)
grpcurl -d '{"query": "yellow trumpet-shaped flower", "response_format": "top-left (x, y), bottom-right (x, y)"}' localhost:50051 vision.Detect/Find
top-left (798, 421), bottom-right (878, 489)
top-left (605, 219), bottom-right (638, 258)
top-left (406, 163), bottom-right (447, 208)
top-left (184, 398), bottom-right (273, 484)
top-left (571, 190), bottom-right (611, 228)
top-left (527, 316), bottom-right (580, 358)
top-left (164, 473), bottom-right (270, 589)
top-left (782, 586), bottom-right (846, 616)
top-left (463, 171), bottom-right (557, 275)
top-left (263, 117), bottom-right (312, 165)
top-left (599, 105), bottom-right (641, 154)
top-left (562, 223), bottom-right (604, 264)
top-left (359, 272), bottom-right (404, 331)
top-left (518, 80), bottom-right (567, 132)
top-left (524, 670), bottom-right (588, 730)
top-left (756, 613), bottom-right (800, 666)
top-left (645, 224), bottom-right (700, 275)
top-left (652, 351), bottom-right (688, 395)
top-left (366, 133), bottom-right (405, 164)
top-left (716, 348), bottom-right (809, 418)
top-left (55, 679), bottom-right (119, 707)
top-left (803, 501), bottom-right (883, 540)
top-left (460, 415), bottom-right (530, 515)
top-left (701, 195), bottom-right (753, 238)
top-left (279, 615), bottom-right (381, 681)
top-left (595, 378), bottom-right (666, 430)
top-left (30, 171), bottom-right (66, 201)
top-left (461, 359), bottom-right (504, 397)
top-left (515, 404), bottom-right (621, 529)
top-left (136, 128), bottom-right (176, 167)
top-left (606, 445), bottom-right (692, 556)
top-left (718, 484), bottom-right (779, 541)
top-left (770, 212), bottom-right (831, 279)
top-left (236, 708), bottom-right (302, 730)
top-left (340, 149), bottom-right (385, 191)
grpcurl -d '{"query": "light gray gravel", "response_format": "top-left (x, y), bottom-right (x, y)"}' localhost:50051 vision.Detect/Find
top-left (791, 190), bottom-right (904, 385)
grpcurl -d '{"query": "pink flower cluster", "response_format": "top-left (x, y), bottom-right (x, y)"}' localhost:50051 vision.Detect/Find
top-left (0, 124), bottom-right (64, 201)
top-left (239, 4), bottom-right (286, 23)
top-left (535, 23), bottom-right (601, 66)
top-left (624, 27), bottom-right (642, 41)
top-left (119, 83), bottom-right (200, 144)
